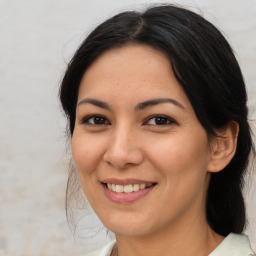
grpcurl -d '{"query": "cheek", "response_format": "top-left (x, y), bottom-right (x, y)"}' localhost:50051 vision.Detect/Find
top-left (145, 130), bottom-right (210, 186)
top-left (71, 131), bottom-right (107, 205)
top-left (71, 131), bottom-right (105, 176)
top-left (153, 134), bottom-right (210, 212)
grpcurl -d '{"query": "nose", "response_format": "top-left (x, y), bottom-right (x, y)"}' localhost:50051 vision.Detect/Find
top-left (103, 125), bottom-right (144, 169)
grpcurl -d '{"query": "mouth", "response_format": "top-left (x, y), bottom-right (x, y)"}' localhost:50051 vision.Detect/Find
top-left (103, 183), bottom-right (156, 193)
top-left (101, 181), bottom-right (157, 204)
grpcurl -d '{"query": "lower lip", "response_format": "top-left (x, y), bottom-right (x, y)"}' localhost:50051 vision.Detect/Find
top-left (102, 184), bottom-right (155, 204)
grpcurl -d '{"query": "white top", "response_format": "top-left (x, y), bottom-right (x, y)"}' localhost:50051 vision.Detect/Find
top-left (85, 233), bottom-right (255, 256)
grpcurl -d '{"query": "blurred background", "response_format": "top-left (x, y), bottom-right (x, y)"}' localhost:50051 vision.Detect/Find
top-left (0, 0), bottom-right (255, 255)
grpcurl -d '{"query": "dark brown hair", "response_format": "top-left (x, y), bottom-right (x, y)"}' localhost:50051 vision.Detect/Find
top-left (59, 4), bottom-right (254, 236)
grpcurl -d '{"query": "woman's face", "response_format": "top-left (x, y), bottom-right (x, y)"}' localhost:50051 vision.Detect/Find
top-left (72, 44), bottom-right (214, 237)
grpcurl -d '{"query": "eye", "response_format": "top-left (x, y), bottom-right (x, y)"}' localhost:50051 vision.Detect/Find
top-left (81, 115), bottom-right (110, 125)
top-left (144, 115), bottom-right (176, 126)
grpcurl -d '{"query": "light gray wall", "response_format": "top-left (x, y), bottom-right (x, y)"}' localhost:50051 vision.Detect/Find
top-left (0, 0), bottom-right (255, 255)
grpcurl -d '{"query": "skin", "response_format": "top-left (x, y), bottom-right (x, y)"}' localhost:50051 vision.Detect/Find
top-left (72, 44), bottom-right (235, 256)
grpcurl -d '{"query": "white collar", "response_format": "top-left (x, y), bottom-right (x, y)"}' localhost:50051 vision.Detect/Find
top-left (86, 233), bottom-right (255, 256)
top-left (209, 233), bottom-right (255, 256)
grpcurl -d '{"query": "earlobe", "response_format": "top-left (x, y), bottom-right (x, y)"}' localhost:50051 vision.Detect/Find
top-left (207, 121), bottom-right (239, 173)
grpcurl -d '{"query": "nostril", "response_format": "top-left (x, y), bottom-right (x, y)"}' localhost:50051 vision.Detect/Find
top-left (103, 148), bottom-right (144, 169)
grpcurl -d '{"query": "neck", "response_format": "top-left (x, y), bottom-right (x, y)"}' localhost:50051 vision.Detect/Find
top-left (115, 213), bottom-right (224, 256)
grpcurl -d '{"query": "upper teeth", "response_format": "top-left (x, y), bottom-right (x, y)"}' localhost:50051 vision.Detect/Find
top-left (107, 183), bottom-right (152, 193)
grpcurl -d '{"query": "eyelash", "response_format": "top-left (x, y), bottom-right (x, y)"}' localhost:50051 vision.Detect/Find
top-left (144, 115), bottom-right (176, 126)
top-left (81, 114), bottom-right (176, 127)
top-left (81, 115), bottom-right (110, 125)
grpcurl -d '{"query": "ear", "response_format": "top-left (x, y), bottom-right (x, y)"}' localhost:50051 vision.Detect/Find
top-left (207, 121), bottom-right (239, 173)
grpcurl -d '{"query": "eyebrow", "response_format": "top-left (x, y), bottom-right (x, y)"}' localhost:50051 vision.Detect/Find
top-left (135, 98), bottom-right (185, 111)
top-left (77, 97), bottom-right (185, 111)
top-left (77, 98), bottom-right (111, 110)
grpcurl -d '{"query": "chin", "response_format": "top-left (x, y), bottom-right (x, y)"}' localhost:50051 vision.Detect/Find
top-left (100, 213), bottom-right (157, 237)
top-left (107, 224), bottom-right (150, 237)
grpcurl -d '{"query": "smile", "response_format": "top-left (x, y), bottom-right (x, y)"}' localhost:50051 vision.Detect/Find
top-left (106, 183), bottom-right (153, 193)
top-left (102, 181), bottom-right (157, 204)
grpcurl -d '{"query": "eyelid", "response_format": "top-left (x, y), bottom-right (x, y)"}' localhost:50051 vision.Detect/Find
top-left (79, 114), bottom-right (177, 126)
top-left (143, 114), bottom-right (177, 126)
top-left (80, 114), bottom-right (110, 125)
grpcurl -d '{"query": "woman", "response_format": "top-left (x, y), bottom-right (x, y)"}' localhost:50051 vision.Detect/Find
top-left (59, 4), bottom-right (255, 256)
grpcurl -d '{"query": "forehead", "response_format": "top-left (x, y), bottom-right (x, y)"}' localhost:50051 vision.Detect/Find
top-left (81, 44), bottom-right (171, 84)
top-left (77, 44), bottom-right (191, 110)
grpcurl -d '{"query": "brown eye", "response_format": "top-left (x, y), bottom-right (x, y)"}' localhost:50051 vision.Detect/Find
top-left (145, 115), bottom-right (176, 126)
top-left (82, 115), bottom-right (110, 125)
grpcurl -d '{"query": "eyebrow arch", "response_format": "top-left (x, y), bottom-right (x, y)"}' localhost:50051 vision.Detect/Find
top-left (135, 98), bottom-right (186, 111)
top-left (77, 98), bottom-right (111, 110)
top-left (77, 97), bottom-right (185, 111)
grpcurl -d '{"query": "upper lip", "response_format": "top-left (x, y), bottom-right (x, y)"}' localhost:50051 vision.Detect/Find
top-left (101, 178), bottom-right (157, 185)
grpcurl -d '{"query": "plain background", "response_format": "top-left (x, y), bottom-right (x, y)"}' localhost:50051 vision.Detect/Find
top-left (0, 0), bottom-right (255, 255)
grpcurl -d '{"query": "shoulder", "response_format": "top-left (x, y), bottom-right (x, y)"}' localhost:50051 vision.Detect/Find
top-left (209, 233), bottom-right (255, 256)
top-left (81, 240), bottom-right (116, 256)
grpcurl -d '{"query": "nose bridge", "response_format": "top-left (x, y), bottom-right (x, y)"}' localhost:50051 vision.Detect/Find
top-left (104, 121), bottom-right (143, 168)
top-left (112, 122), bottom-right (131, 148)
